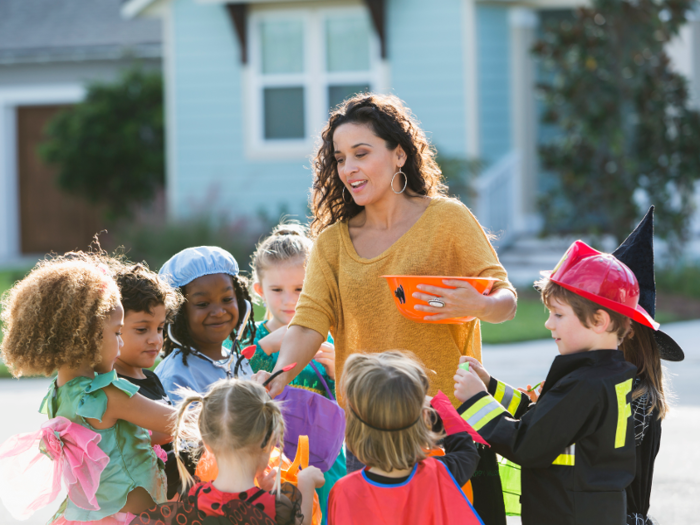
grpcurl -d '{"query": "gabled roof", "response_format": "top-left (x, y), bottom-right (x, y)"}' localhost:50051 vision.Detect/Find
top-left (0, 0), bottom-right (161, 65)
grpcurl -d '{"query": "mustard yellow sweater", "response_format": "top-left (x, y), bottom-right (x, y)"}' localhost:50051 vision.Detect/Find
top-left (291, 197), bottom-right (516, 405)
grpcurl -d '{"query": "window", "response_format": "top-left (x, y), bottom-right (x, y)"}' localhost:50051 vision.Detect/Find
top-left (248, 6), bottom-right (382, 157)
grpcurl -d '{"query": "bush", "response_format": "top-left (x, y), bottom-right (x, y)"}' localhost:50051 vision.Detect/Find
top-left (39, 67), bottom-right (164, 221)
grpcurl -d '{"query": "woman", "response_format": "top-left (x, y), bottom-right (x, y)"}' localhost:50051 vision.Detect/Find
top-left (259, 94), bottom-right (516, 523)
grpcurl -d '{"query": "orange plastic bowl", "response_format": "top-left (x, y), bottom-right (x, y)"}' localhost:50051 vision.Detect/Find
top-left (382, 275), bottom-right (500, 324)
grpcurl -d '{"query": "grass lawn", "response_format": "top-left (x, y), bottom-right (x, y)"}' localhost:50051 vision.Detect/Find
top-left (480, 293), bottom-right (683, 345)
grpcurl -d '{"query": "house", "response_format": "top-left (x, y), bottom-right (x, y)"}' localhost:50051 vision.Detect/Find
top-left (122, 0), bottom-right (700, 254)
top-left (0, 0), bottom-right (161, 262)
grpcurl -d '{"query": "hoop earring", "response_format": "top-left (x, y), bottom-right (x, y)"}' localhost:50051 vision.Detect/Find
top-left (342, 187), bottom-right (352, 203)
top-left (391, 169), bottom-right (408, 194)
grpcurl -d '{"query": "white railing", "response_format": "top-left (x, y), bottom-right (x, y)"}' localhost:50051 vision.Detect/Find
top-left (473, 150), bottom-right (520, 249)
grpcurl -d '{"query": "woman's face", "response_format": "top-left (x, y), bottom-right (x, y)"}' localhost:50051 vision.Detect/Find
top-left (185, 274), bottom-right (240, 348)
top-left (333, 122), bottom-right (406, 208)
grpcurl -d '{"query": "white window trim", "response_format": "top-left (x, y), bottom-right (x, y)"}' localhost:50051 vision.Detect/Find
top-left (245, 4), bottom-right (383, 160)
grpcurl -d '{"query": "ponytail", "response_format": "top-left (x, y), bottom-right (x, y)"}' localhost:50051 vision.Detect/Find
top-left (172, 388), bottom-right (205, 490)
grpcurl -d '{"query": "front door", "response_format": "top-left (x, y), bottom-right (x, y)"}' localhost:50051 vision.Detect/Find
top-left (17, 105), bottom-right (105, 254)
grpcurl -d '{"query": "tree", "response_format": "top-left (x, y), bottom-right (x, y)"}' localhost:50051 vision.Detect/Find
top-left (533, 0), bottom-right (700, 249)
top-left (40, 68), bottom-right (164, 221)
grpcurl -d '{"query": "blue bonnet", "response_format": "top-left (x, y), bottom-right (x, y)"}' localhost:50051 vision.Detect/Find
top-left (158, 246), bottom-right (239, 288)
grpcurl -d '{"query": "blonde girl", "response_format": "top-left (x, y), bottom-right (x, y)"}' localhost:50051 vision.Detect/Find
top-left (249, 222), bottom-right (343, 524)
top-left (249, 222), bottom-right (334, 393)
top-left (0, 253), bottom-right (176, 524)
top-left (163, 379), bottom-right (324, 524)
top-left (328, 351), bottom-right (482, 525)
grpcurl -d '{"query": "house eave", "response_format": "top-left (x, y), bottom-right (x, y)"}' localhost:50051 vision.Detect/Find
top-left (0, 43), bottom-right (161, 66)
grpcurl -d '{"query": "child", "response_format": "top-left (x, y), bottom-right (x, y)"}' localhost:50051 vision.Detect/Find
top-left (114, 263), bottom-right (186, 499)
top-left (611, 207), bottom-right (683, 524)
top-left (0, 253), bottom-right (176, 524)
top-left (454, 240), bottom-right (652, 525)
top-left (249, 222), bottom-right (335, 396)
top-left (249, 222), bottom-right (343, 524)
top-left (133, 379), bottom-right (325, 525)
top-left (328, 351), bottom-right (483, 525)
top-left (156, 246), bottom-right (256, 403)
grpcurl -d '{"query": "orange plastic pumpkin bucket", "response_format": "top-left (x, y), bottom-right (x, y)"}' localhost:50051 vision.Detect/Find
top-left (382, 275), bottom-right (500, 324)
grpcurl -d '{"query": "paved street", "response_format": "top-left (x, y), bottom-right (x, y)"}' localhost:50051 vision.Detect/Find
top-left (1, 321), bottom-right (698, 525)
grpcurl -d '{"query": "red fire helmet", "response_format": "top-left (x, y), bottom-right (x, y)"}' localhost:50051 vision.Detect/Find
top-left (548, 241), bottom-right (659, 330)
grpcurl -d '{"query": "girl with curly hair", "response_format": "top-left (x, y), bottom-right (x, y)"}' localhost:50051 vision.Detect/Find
top-left (257, 93), bottom-right (517, 525)
top-left (155, 246), bottom-right (256, 403)
top-left (0, 253), bottom-right (176, 525)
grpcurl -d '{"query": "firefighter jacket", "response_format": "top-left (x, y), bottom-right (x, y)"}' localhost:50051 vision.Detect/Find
top-left (458, 350), bottom-right (637, 525)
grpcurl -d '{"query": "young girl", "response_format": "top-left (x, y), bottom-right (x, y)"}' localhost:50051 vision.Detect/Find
top-left (0, 253), bottom-right (176, 524)
top-left (249, 223), bottom-right (334, 401)
top-left (249, 223), bottom-right (342, 523)
top-left (612, 207), bottom-right (681, 525)
top-left (133, 379), bottom-right (325, 525)
top-left (156, 246), bottom-right (256, 403)
top-left (328, 351), bottom-right (483, 525)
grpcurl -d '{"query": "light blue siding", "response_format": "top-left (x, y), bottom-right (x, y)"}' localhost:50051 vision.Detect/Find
top-left (387, 0), bottom-right (467, 157)
top-left (170, 0), bottom-right (312, 220)
top-left (477, 5), bottom-right (512, 165)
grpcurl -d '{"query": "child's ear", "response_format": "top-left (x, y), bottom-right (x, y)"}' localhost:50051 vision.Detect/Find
top-left (253, 282), bottom-right (264, 300)
top-left (591, 309), bottom-right (612, 334)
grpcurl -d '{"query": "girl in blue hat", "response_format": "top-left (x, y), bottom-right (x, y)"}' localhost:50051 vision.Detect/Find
top-left (155, 246), bottom-right (257, 403)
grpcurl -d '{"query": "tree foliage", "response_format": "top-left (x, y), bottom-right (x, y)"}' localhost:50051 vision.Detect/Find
top-left (40, 68), bottom-right (164, 221)
top-left (533, 0), bottom-right (700, 248)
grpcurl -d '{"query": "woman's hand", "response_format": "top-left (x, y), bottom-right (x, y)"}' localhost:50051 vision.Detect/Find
top-left (258, 325), bottom-right (289, 355)
top-left (459, 356), bottom-right (490, 387)
top-left (413, 282), bottom-right (516, 323)
top-left (454, 367), bottom-right (487, 403)
top-left (313, 342), bottom-right (336, 380)
top-left (264, 326), bottom-right (325, 398)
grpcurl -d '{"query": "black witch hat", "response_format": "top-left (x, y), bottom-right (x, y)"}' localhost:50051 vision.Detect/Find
top-left (612, 206), bottom-right (685, 361)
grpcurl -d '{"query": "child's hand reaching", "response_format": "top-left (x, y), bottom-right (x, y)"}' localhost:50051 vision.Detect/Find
top-left (297, 466), bottom-right (325, 525)
top-left (459, 356), bottom-right (490, 387)
top-left (454, 366), bottom-right (487, 403)
top-left (518, 381), bottom-right (545, 404)
top-left (256, 467), bottom-right (279, 492)
top-left (313, 342), bottom-right (336, 380)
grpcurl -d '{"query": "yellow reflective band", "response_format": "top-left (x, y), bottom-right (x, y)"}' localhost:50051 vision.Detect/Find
top-left (462, 395), bottom-right (495, 421)
top-left (462, 396), bottom-right (507, 431)
top-left (507, 390), bottom-right (522, 415)
top-left (552, 444), bottom-right (575, 466)
top-left (472, 405), bottom-right (506, 431)
top-left (494, 381), bottom-right (506, 404)
top-left (552, 453), bottom-right (575, 466)
top-left (614, 378), bottom-right (633, 449)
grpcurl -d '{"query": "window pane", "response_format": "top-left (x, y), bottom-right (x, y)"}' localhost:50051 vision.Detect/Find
top-left (326, 15), bottom-right (371, 72)
top-left (261, 19), bottom-right (304, 74)
top-left (328, 84), bottom-right (370, 111)
top-left (264, 87), bottom-right (305, 139)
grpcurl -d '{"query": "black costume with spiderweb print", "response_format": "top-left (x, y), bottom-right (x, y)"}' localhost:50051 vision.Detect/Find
top-left (162, 276), bottom-right (256, 365)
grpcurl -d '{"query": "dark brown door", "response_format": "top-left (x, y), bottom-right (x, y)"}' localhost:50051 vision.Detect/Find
top-left (17, 105), bottom-right (104, 254)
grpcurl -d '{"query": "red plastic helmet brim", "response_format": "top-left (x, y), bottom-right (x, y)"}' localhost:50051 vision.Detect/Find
top-left (551, 279), bottom-right (660, 331)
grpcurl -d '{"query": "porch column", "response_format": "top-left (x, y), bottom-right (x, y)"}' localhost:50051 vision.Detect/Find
top-left (509, 7), bottom-right (538, 233)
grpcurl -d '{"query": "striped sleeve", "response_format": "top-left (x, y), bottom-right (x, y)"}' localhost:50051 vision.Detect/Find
top-left (460, 392), bottom-right (507, 431)
top-left (488, 377), bottom-right (529, 419)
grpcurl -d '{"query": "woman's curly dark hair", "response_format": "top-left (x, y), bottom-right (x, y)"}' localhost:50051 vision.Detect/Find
top-left (309, 93), bottom-right (448, 237)
top-left (0, 252), bottom-right (122, 377)
top-left (162, 275), bottom-right (256, 364)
